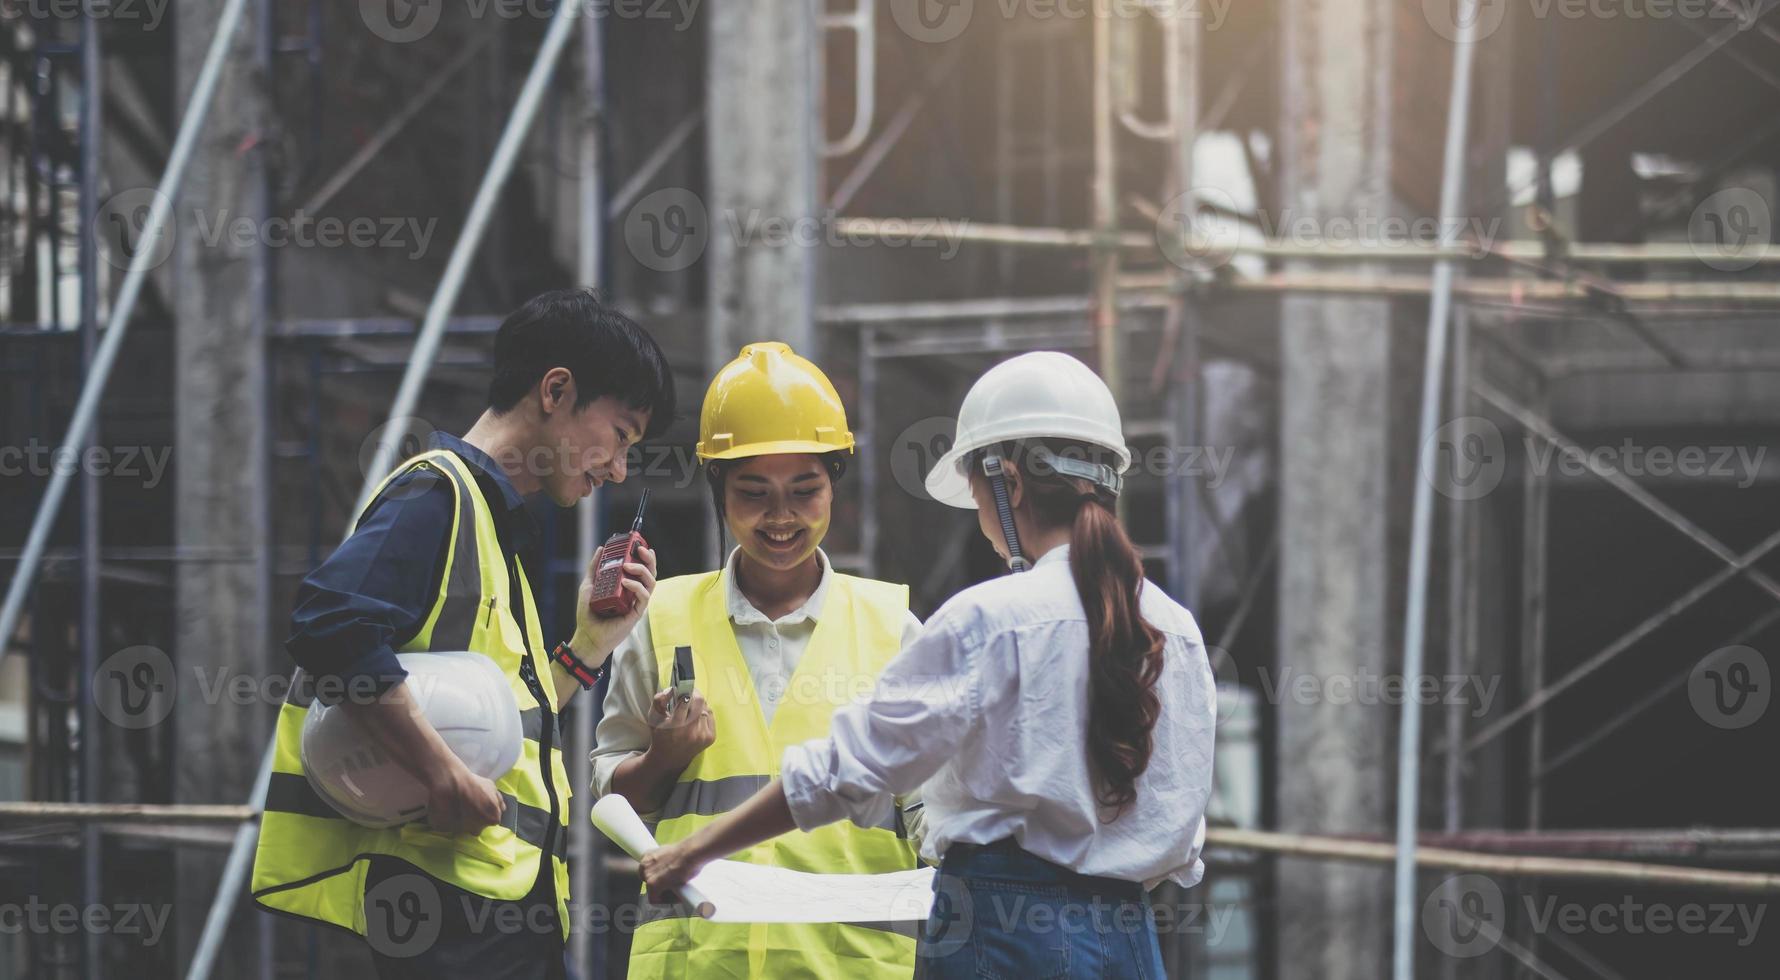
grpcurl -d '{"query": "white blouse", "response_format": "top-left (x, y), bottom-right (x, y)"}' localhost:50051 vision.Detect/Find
top-left (780, 544), bottom-right (1217, 889)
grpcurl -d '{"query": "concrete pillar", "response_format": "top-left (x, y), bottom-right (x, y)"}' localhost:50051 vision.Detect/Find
top-left (702, 0), bottom-right (820, 565)
top-left (173, 0), bottom-right (270, 972)
top-left (704, 0), bottom-right (820, 366)
top-left (1275, 0), bottom-right (1396, 976)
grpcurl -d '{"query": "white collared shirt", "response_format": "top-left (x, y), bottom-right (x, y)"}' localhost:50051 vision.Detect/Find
top-left (590, 549), bottom-right (924, 815)
top-left (780, 544), bottom-right (1217, 889)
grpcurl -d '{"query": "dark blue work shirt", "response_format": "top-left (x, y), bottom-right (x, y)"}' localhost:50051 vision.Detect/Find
top-left (286, 432), bottom-right (542, 700)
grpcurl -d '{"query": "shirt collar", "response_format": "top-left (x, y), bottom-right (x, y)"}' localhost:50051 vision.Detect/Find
top-left (1033, 543), bottom-right (1071, 568)
top-left (429, 431), bottom-right (527, 513)
top-left (720, 547), bottom-right (833, 626)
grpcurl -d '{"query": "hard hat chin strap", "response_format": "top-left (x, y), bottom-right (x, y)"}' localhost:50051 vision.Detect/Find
top-left (981, 453), bottom-right (1030, 573)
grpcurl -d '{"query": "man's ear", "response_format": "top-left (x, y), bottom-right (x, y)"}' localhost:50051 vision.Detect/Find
top-left (540, 367), bottom-right (574, 414)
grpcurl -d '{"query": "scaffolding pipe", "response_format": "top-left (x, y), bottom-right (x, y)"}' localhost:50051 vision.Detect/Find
top-left (835, 216), bottom-right (1780, 266)
top-left (78, 4), bottom-right (104, 977)
top-left (1121, 270), bottom-right (1780, 304)
top-left (1209, 828), bottom-right (1780, 894)
top-left (0, 0), bottom-right (250, 662)
top-left (570, 7), bottom-right (605, 975)
top-left (1394, 4), bottom-right (1481, 977)
top-left (190, 5), bottom-right (585, 977)
top-left (185, 749), bottom-right (272, 980)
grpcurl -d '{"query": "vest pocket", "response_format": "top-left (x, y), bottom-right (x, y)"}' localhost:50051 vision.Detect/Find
top-left (398, 821), bottom-right (519, 867)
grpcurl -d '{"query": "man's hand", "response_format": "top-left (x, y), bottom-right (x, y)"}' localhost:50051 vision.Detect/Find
top-left (423, 761), bottom-right (506, 835)
top-left (644, 687), bottom-right (716, 771)
top-left (568, 545), bottom-right (657, 666)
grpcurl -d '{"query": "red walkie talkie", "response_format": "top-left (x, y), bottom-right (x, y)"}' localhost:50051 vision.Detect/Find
top-left (589, 489), bottom-right (650, 618)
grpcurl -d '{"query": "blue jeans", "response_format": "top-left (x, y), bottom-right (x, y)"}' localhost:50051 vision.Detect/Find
top-left (913, 839), bottom-right (1167, 980)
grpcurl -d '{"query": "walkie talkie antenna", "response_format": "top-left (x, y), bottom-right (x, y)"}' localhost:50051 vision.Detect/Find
top-left (631, 488), bottom-right (651, 532)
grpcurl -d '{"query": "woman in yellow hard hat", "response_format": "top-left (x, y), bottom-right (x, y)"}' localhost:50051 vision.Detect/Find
top-left (591, 341), bottom-right (926, 979)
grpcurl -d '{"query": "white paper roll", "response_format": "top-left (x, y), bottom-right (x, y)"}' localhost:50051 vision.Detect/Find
top-left (590, 794), bottom-right (715, 918)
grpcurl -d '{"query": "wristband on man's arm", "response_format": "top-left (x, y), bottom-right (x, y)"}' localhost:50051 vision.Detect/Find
top-left (551, 640), bottom-right (610, 691)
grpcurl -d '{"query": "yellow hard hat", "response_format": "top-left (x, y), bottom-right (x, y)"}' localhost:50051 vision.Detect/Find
top-left (695, 342), bottom-right (855, 461)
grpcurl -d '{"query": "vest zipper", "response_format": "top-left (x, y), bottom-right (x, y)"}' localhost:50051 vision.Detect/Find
top-left (510, 580), bottom-right (561, 872)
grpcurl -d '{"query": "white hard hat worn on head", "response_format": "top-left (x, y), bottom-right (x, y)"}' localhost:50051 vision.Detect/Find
top-left (924, 351), bottom-right (1132, 510)
top-left (300, 650), bottom-right (523, 829)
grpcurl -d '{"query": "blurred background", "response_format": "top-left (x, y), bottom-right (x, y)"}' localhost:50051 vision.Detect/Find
top-left (1, 0), bottom-right (1777, 976)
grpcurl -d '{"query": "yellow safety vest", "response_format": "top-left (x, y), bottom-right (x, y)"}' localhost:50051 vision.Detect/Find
top-left (251, 449), bottom-right (573, 940)
top-left (626, 568), bottom-right (921, 980)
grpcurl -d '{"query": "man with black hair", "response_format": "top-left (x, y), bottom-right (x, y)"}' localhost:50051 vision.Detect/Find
top-left (252, 288), bottom-right (676, 978)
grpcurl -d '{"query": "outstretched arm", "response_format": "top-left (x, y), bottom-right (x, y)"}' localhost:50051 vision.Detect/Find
top-left (639, 778), bottom-right (795, 903)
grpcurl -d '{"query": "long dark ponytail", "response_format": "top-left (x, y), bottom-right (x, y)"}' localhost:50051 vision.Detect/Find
top-left (986, 439), bottom-right (1165, 817)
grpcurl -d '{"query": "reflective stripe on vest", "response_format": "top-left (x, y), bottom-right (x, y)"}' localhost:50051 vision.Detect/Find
top-left (625, 568), bottom-right (921, 980)
top-left (250, 450), bottom-right (573, 939)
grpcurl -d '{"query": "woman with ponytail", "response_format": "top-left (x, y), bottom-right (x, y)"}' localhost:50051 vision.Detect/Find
top-left (642, 352), bottom-right (1217, 978)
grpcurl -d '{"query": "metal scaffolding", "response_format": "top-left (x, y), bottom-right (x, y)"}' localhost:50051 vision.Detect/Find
top-left (2, 1), bottom-right (1779, 977)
